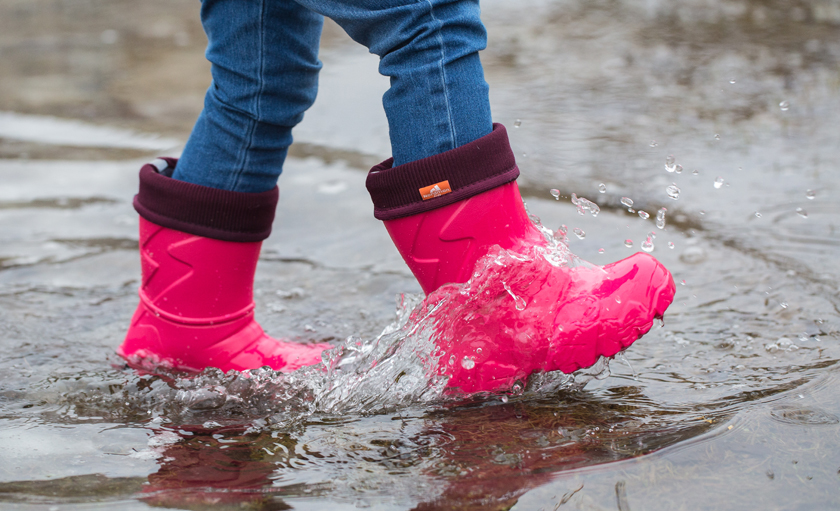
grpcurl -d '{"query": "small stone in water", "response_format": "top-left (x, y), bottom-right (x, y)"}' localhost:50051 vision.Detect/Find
top-left (668, 241), bottom-right (675, 249)
top-left (599, 183), bottom-right (607, 193)
top-left (621, 197), bottom-right (634, 208)
top-left (573, 228), bottom-right (586, 239)
top-left (461, 357), bottom-right (476, 370)
top-left (796, 207), bottom-right (808, 218)
top-left (714, 176), bottom-right (725, 189)
top-left (638, 210), bottom-right (650, 220)
top-left (806, 189), bottom-right (816, 200)
top-left (514, 119), bottom-right (522, 128)
top-left (624, 239), bottom-right (633, 248)
top-left (779, 100), bottom-right (789, 111)
top-left (550, 188), bottom-right (561, 200)
top-left (666, 183), bottom-right (680, 200)
top-left (665, 155), bottom-right (677, 173)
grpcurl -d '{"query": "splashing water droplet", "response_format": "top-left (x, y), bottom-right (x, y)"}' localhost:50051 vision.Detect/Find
top-left (500, 395), bottom-right (509, 403)
top-left (666, 183), bottom-right (681, 200)
top-left (755, 211), bottom-right (762, 218)
top-left (681, 279), bottom-right (686, 285)
top-left (729, 78), bottom-right (736, 84)
top-left (615, 296), bottom-right (621, 304)
top-left (780, 302), bottom-right (788, 309)
top-left (714, 134), bottom-right (721, 140)
top-left (598, 248), bottom-right (605, 254)
top-left (665, 155), bottom-right (677, 173)
top-left (699, 210), bottom-right (705, 215)
top-left (514, 119), bottom-right (522, 128)
top-left (796, 207), bottom-right (808, 218)
top-left (806, 189), bottom-right (816, 200)
top-left (599, 183), bottom-right (607, 193)
top-left (641, 234), bottom-right (654, 252)
top-left (461, 357), bottom-right (476, 370)
top-left (714, 176), bottom-right (725, 189)
top-left (692, 169), bottom-right (699, 176)
top-left (656, 207), bottom-right (667, 229)
top-left (624, 239), bottom-right (633, 248)
top-left (573, 227), bottom-right (586, 239)
top-left (529, 213), bottom-right (541, 225)
top-left (571, 193), bottom-right (600, 217)
top-left (550, 188), bottom-right (561, 200)
top-left (650, 140), bottom-right (658, 148)
top-left (511, 381), bottom-right (524, 395)
top-left (621, 197), bottom-right (634, 209)
top-left (503, 282), bottom-right (527, 311)
top-left (638, 210), bottom-right (650, 220)
top-left (779, 100), bottom-right (789, 111)
top-left (675, 164), bottom-right (683, 174)
top-left (668, 241), bottom-right (675, 249)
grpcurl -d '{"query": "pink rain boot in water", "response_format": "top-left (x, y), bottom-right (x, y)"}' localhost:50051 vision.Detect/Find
top-left (366, 124), bottom-right (676, 393)
top-left (118, 158), bottom-right (329, 373)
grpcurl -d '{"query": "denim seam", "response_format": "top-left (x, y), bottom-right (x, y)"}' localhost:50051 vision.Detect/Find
top-left (425, 0), bottom-right (456, 153)
top-left (232, 0), bottom-right (268, 192)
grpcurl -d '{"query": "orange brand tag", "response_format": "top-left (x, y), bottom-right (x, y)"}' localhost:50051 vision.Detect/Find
top-left (419, 180), bottom-right (452, 200)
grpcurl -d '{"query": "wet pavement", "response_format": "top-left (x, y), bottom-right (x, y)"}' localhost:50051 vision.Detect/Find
top-left (2, 0), bottom-right (840, 509)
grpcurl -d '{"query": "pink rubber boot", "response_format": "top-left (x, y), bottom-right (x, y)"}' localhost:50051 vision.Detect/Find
top-left (367, 124), bottom-right (675, 393)
top-left (118, 158), bottom-right (329, 373)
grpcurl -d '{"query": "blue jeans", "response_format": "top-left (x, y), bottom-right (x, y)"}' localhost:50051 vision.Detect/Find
top-left (173, 0), bottom-right (494, 193)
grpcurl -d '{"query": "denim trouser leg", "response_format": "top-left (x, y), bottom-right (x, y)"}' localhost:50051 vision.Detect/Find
top-left (174, 0), bottom-right (493, 193)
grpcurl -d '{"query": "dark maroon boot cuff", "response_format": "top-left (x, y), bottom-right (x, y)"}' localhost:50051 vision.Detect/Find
top-left (365, 123), bottom-right (520, 221)
top-left (133, 158), bottom-right (279, 242)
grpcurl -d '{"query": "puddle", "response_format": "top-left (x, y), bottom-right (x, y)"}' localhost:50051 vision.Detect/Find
top-left (1, 0), bottom-right (840, 509)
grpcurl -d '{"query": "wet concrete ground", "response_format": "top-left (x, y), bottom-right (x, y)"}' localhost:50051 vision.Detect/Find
top-left (1, 0), bottom-right (840, 509)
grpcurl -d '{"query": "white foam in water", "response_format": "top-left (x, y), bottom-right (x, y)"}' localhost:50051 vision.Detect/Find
top-left (0, 111), bottom-right (181, 150)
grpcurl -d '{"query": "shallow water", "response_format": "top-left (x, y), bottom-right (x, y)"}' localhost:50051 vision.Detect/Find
top-left (2, 0), bottom-right (840, 509)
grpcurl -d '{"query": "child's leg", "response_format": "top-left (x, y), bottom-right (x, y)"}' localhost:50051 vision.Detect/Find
top-left (172, 0), bottom-right (324, 193)
top-left (295, 0), bottom-right (493, 167)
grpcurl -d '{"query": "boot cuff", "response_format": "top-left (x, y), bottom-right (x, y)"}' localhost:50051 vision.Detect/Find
top-left (366, 123), bottom-right (520, 220)
top-left (134, 158), bottom-right (278, 242)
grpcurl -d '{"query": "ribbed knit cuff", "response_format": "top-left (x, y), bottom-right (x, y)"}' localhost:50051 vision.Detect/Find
top-left (365, 124), bottom-right (520, 220)
top-left (133, 158), bottom-right (278, 242)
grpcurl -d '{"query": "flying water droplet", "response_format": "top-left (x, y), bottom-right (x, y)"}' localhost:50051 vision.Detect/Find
top-left (780, 302), bottom-right (788, 309)
top-left (573, 228), bottom-right (586, 239)
top-left (692, 169), bottom-right (699, 176)
top-left (550, 188), bottom-right (561, 200)
top-left (514, 119), bottom-right (522, 128)
top-left (665, 155), bottom-right (677, 173)
top-left (755, 211), bottom-right (762, 218)
top-left (729, 78), bottom-right (736, 84)
top-left (641, 233), bottom-right (654, 252)
top-left (796, 208), bottom-right (808, 218)
top-left (621, 197), bottom-right (634, 209)
top-left (571, 193), bottom-right (600, 217)
top-left (666, 183), bottom-right (680, 200)
top-left (779, 100), bottom-right (789, 111)
top-left (650, 140), bottom-right (658, 147)
top-left (714, 176), bottom-right (725, 189)
top-left (503, 282), bottom-right (527, 311)
top-left (599, 183), bottom-right (607, 193)
top-left (680, 279), bottom-right (686, 285)
top-left (638, 210), bottom-right (650, 220)
top-left (500, 395), bottom-right (509, 403)
top-left (675, 164), bottom-right (683, 174)
top-left (461, 357), bottom-right (476, 370)
top-left (668, 241), bottom-right (675, 249)
top-left (624, 239), bottom-right (633, 248)
top-left (806, 189), bottom-right (816, 200)
top-left (714, 134), bottom-right (721, 140)
top-left (598, 248), bottom-right (605, 254)
top-left (656, 207), bottom-right (667, 229)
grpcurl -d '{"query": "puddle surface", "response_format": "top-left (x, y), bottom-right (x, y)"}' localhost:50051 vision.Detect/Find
top-left (2, 0), bottom-right (840, 509)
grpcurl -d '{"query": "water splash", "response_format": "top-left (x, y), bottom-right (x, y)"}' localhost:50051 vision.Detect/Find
top-left (571, 193), bottom-right (600, 217)
top-left (666, 184), bottom-right (681, 200)
top-left (550, 189), bottom-right (561, 200)
top-left (620, 197), bottom-right (634, 210)
top-left (638, 210), bottom-right (650, 220)
top-left (656, 207), bottom-right (667, 229)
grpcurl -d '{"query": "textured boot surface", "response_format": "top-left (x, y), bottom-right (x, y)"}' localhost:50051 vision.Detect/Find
top-left (385, 182), bottom-right (675, 393)
top-left (118, 217), bottom-right (329, 373)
